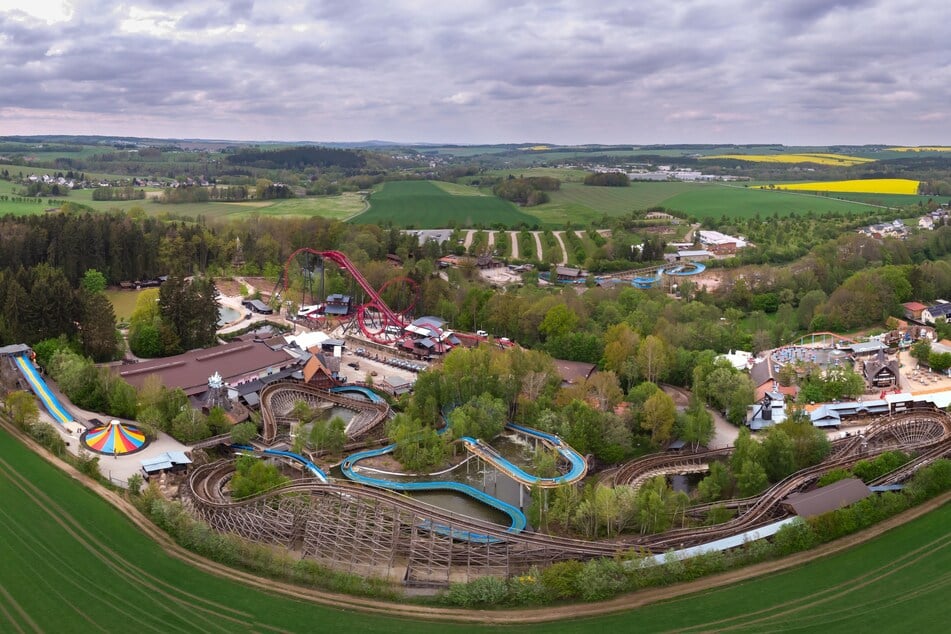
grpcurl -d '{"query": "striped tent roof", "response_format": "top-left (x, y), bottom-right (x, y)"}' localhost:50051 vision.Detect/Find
top-left (82, 420), bottom-right (148, 455)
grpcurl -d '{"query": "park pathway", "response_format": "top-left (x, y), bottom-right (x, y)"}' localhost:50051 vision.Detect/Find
top-left (553, 231), bottom-right (568, 265)
top-left (532, 231), bottom-right (544, 261)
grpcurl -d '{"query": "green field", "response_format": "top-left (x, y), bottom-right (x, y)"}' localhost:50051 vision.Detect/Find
top-left (526, 182), bottom-right (900, 226)
top-left (662, 184), bottom-right (883, 219)
top-left (351, 180), bottom-right (537, 228)
top-left (0, 425), bottom-right (948, 632)
top-left (528, 182), bottom-right (697, 225)
top-left (0, 172), bottom-right (367, 221)
top-left (103, 289), bottom-right (145, 320)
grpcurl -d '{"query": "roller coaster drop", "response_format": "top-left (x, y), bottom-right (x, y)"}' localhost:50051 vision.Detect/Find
top-left (279, 248), bottom-right (419, 344)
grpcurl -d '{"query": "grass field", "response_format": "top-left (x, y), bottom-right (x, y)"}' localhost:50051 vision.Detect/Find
top-left (528, 181), bottom-right (697, 226)
top-left (0, 425), bottom-right (949, 633)
top-left (0, 173), bottom-right (367, 221)
top-left (103, 289), bottom-right (145, 320)
top-left (660, 184), bottom-right (879, 219)
top-left (351, 180), bottom-right (537, 228)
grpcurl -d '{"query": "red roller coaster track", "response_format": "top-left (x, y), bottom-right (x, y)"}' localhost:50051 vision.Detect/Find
top-left (280, 248), bottom-right (416, 343)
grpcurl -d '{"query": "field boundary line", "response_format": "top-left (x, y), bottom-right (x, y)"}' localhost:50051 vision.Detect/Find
top-left (1, 416), bottom-right (949, 625)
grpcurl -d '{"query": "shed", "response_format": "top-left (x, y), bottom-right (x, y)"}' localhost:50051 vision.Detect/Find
top-left (782, 478), bottom-right (871, 517)
top-left (140, 451), bottom-right (192, 478)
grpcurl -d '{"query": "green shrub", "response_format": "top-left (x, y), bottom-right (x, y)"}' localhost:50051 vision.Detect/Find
top-left (443, 575), bottom-right (508, 607)
top-left (772, 518), bottom-right (817, 555)
top-left (573, 558), bottom-right (628, 601)
top-left (539, 559), bottom-right (584, 600)
top-left (817, 468), bottom-right (852, 487)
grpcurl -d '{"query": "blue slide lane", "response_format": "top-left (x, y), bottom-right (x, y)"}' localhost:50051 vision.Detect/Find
top-left (232, 445), bottom-right (329, 484)
top-left (329, 385), bottom-right (385, 404)
top-left (341, 443), bottom-right (527, 542)
top-left (503, 423), bottom-right (588, 484)
top-left (14, 355), bottom-right (72, 425)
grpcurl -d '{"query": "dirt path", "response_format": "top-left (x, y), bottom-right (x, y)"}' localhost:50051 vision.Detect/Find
top-left (463, 230), bottom-right (475, 249)
top-left (487, 231), bottom-right (495, 248)
top-left (553, 231), bottom-right (569, 265)
top-left (4, 417), bottom-right (949, 626)
top-left (531, 231), bottom-right (544, 261)
top-left (509, 231), bottom-right (519, 259)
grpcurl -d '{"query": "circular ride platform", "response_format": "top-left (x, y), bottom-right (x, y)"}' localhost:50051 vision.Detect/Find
top-left (81, 420), bottom-right (150, 456)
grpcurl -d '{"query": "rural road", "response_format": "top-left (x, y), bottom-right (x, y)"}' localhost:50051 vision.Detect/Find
top-left (510, 231), bottom-right (519, 259)
top-left (487, 230), bottom-right (495, 248)
top-left (463, 230), bottom-right (475, 249)
top-left (553, 231), bottom-right (569, 265)
top-left (532, 231), bottom-right (544, 261)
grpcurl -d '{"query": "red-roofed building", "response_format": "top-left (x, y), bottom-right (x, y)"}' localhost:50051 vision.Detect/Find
top-left (903, 302), bottom-right (928, 321)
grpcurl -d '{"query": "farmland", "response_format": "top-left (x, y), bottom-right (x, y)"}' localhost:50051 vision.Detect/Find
top-left (528, 181), bottom-right (697, 226)
top-left (659, 184), bottom-right (879, 219)
top-left (526, 182), bottom-right (883, 225)
top-left (760, 178), bottom-right (921, 195)
top-left (701, 153), bottom-right (875, 166)
top-left (351, 180), bottom-right (538, 228)
top-left (1, 423), bottom-right (949, 633)
top-left (0, 172), bottom-right (367, 221)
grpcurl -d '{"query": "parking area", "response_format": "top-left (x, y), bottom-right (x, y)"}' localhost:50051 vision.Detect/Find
top-left (336, 345), bottom-right (425, 386)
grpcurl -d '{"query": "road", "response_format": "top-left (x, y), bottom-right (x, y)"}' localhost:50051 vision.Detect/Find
top-left (509, 231), bottom-right (519, 259)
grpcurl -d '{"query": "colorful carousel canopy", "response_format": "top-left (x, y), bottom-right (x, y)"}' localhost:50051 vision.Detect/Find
top-left (82, 420), bottom-right (148, 455)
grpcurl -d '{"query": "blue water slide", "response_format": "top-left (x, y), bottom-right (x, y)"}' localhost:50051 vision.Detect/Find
top-left (329, 385), bottom-right (385, 404)
top-left (504, 423), bottom-right (588, 483)
top-left (232, 444), bottom-right (329, 484)
top-left (666, 261), bottom-right (706, 276)
top-left (13, 355), bottom-right (72, 425)
top-left (340, 443), bottom-right (527, 541)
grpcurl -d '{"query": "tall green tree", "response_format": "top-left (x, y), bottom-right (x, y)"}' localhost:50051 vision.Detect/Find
top-left (78, 291), bottom-right (118, 362)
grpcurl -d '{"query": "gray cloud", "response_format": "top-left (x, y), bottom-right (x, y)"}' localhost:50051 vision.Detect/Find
top-left (0, 0), bottom-right (949, 144)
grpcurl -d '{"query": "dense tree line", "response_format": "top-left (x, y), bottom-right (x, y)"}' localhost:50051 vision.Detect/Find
top-left (492, 177), bottom-right (556, 207)
top-left (92, 186), bottom-right (146, 201)
top-left (583, 172), bottom-right (630, 187)
top-left (226, 146), bottom-right (366, 170)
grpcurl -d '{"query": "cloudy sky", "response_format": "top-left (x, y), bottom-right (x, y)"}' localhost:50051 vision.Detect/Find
top-left (1, 0), bottom-right (949, 145)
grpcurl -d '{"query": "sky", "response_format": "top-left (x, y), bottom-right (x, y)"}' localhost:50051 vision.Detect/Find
top-left (1, 0), bottom-right (950, 146)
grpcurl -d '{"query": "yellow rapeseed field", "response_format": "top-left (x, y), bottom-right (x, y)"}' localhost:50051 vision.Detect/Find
top-left (889, 146), bottom-right (951, 152)
top-left (702, 153), bottom-right (875, 166)
top-left (522, 145), bottom-right (551, 151)
top-left (755, 179), bottom-right (921, 195)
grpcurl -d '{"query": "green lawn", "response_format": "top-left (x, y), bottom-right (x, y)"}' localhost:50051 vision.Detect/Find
top-left (351, 180), bottom-right (537, 228)
top-left (0, 424), bottom-right (949, 633)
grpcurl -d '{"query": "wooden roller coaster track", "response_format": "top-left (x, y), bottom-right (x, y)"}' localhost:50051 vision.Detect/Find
top-left (184, 409), bottom-right (951, 584)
